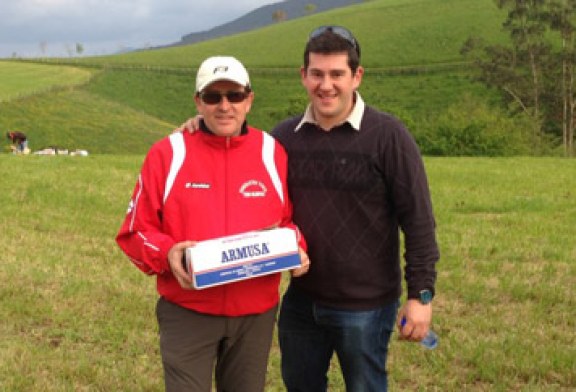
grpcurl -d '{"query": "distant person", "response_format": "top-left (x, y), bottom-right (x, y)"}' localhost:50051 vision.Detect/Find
top-left (116, 56), bottom-right (310, 392)
top-left (178, 25), bottom-right (440, 392)
top-left (6, 131), bottom-right (29, 154)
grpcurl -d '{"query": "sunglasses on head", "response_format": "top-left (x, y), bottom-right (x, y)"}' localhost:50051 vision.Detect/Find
top-left (309, 25), bottom-right (360, 57)
top-left (199, 91), bottom-right (249, 105)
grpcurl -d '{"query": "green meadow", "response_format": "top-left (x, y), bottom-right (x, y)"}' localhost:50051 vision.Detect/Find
top-left (1, 0), bottom-right (575, 390)
top-left (1, 156), bottom-right (574, 391)
top-left (0, 62), bottom-right (92, 102)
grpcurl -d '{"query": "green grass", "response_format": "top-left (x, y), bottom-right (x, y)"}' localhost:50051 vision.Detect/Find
top-left (0, 88), bottom-right (175, 154)
top-left (0, 0), bottom-right (507, 154)
top-left (61, 0), bottom-right (505, 69)
top-left (81, 66), bottom-right (498, 139)
top-left (1, 66), bottom-right (495, 154)
top-left (0, 1), bottom-right (573, 389)
top-left (419, 158), bottom-right (576, 390)
top-left (0, 61), bottom-right (93, 102)
top-left (1, 156), bottom-right (574, 391)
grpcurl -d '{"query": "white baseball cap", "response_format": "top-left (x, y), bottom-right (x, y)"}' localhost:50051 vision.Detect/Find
top-left (195, 56), bottom-right (251, 93)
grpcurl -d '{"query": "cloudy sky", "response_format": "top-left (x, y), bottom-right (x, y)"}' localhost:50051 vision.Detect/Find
top-left (0, 0), bottom-right (276, 58)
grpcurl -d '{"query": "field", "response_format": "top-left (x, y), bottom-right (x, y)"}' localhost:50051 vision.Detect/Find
top-left (0, 62), bottom-right (92, 102)
top-left (1, 155), bottom-right (574, 391)
top-left (1, 0), bottom-right (574, 390)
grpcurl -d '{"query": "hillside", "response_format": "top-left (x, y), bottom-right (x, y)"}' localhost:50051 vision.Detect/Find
top-left (172, 0), bottom-right (366, 47)
top-left (0, 62), bottom-right (92, 102)
top-left (1, 0), bottom-right (508, 154)
top-left (72, 0), bottom-right (505, 69)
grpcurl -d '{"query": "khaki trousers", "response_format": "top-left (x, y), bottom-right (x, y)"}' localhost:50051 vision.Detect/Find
top-left (156, 297), bottom-right (277, 392)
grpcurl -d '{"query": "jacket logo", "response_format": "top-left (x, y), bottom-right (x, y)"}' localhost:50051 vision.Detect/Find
top-left (186, 182), bottom-right (210, 189)
top-left (239, 180), bottom-right (267, 198)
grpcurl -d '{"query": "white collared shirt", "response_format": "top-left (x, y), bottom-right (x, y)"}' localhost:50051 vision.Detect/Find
top-left (294, 92), bottom-right (365, 132)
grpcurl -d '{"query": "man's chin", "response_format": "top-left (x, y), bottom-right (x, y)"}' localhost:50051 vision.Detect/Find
top-left (315, 106), bottom-right (338, 119)
top-left (314, 97), bottom-right (338, 111)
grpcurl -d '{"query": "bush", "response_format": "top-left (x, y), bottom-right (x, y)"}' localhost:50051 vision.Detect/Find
top-left (417, 94), bottom-right (537, 156)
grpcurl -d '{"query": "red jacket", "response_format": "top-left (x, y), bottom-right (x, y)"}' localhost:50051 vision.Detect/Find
top-left (116, 126), bottom-right (305, 316)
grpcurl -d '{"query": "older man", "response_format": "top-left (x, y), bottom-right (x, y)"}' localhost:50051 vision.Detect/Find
top-left (117, 56), bottom-right (309, 392)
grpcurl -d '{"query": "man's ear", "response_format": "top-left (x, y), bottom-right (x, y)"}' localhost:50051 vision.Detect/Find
top-left (194, 93), bottom-right (203, 114)
top-left (353, 66), bottom-right (364, 90)
top-left (300, 66), bottom-right (307, 87)
top-left (245, 92), bottom-right (254, 113)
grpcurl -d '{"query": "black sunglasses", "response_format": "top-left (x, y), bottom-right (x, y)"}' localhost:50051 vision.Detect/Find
top-left (199, 91), bottom-right (249, 105)
top-left (309, 25), bottom-right (360, 57)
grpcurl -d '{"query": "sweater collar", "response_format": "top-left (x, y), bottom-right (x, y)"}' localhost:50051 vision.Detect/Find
top-left (295, 92), bottom-right (365, 132)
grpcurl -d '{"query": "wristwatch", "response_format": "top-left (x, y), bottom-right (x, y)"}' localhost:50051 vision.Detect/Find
top-left (418, 289), bottom-right (434, 305)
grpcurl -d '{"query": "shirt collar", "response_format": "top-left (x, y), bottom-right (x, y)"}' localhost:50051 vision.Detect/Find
top-left (295, 92), bottom-right (365, 132)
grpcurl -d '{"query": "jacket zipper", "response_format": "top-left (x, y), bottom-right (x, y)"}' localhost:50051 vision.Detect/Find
top-left (225, 136), bottom-right (231, 234)
top-left (222, 136), bottom-right (231, 314)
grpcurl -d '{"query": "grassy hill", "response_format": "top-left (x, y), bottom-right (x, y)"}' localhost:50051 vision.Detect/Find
top-left (0, 62), bottom-right (92, 102)
top-left (176, 0), bottom-right (367, 47)
top-left (1, 0), bottom-right (507, 154)
top-left (72, 0), bottom-right (506, 69)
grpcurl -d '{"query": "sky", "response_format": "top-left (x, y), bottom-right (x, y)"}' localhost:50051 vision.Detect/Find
top-left (0, 0), bottom-right (277, 58)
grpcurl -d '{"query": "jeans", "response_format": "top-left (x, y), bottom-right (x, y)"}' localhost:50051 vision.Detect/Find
top-left (278, 285), bottom-right (399, 392)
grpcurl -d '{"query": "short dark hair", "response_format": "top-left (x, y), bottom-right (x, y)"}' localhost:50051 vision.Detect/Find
top-left (304, 26), bottom-right (361, 73)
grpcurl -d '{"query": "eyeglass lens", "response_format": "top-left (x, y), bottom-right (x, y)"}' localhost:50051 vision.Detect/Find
top-left (201, 91), bottom-right (247, 105)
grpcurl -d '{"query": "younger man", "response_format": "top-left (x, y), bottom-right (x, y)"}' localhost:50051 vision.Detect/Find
top-left (273, 26), bottom-right (440, 392)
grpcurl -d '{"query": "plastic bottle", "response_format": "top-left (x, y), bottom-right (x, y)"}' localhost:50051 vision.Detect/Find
top-left (419, 329), bottom-right (438, 349)
top-left (400, 317), bottom-right (438, 350)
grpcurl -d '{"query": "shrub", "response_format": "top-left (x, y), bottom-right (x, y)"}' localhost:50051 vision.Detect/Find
top-left (417, 94), bottom-right (538, 156)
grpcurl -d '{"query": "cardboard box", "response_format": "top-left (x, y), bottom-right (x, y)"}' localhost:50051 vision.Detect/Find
top-left (185, 228), bottom-right (301, 289)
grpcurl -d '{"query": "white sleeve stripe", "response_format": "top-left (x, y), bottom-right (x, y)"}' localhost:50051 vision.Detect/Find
top-left (262, 132), bottom-right (284, 205)
top-left (129, 175), bottom-right (143, 232)
top-left (164, 133), bottom-right (186, 204)
top-left (137, 231), bottom-right (160, 252)
top-left (144, 242), bottom-right (160, 252)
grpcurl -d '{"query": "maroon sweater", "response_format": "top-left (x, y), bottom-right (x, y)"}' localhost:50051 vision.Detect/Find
top-left (272, 105), bottom-right (439, 309)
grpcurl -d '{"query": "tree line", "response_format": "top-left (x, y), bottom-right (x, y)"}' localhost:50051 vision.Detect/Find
top-left (462, 0), bottom-right (576, 157)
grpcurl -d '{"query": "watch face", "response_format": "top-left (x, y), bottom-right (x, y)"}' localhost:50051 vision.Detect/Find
top-left (420, 290), bottom-right (433, 304)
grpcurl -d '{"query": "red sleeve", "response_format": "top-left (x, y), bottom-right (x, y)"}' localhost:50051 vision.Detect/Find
top-left (115, 145), bottom-right (175, 275)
